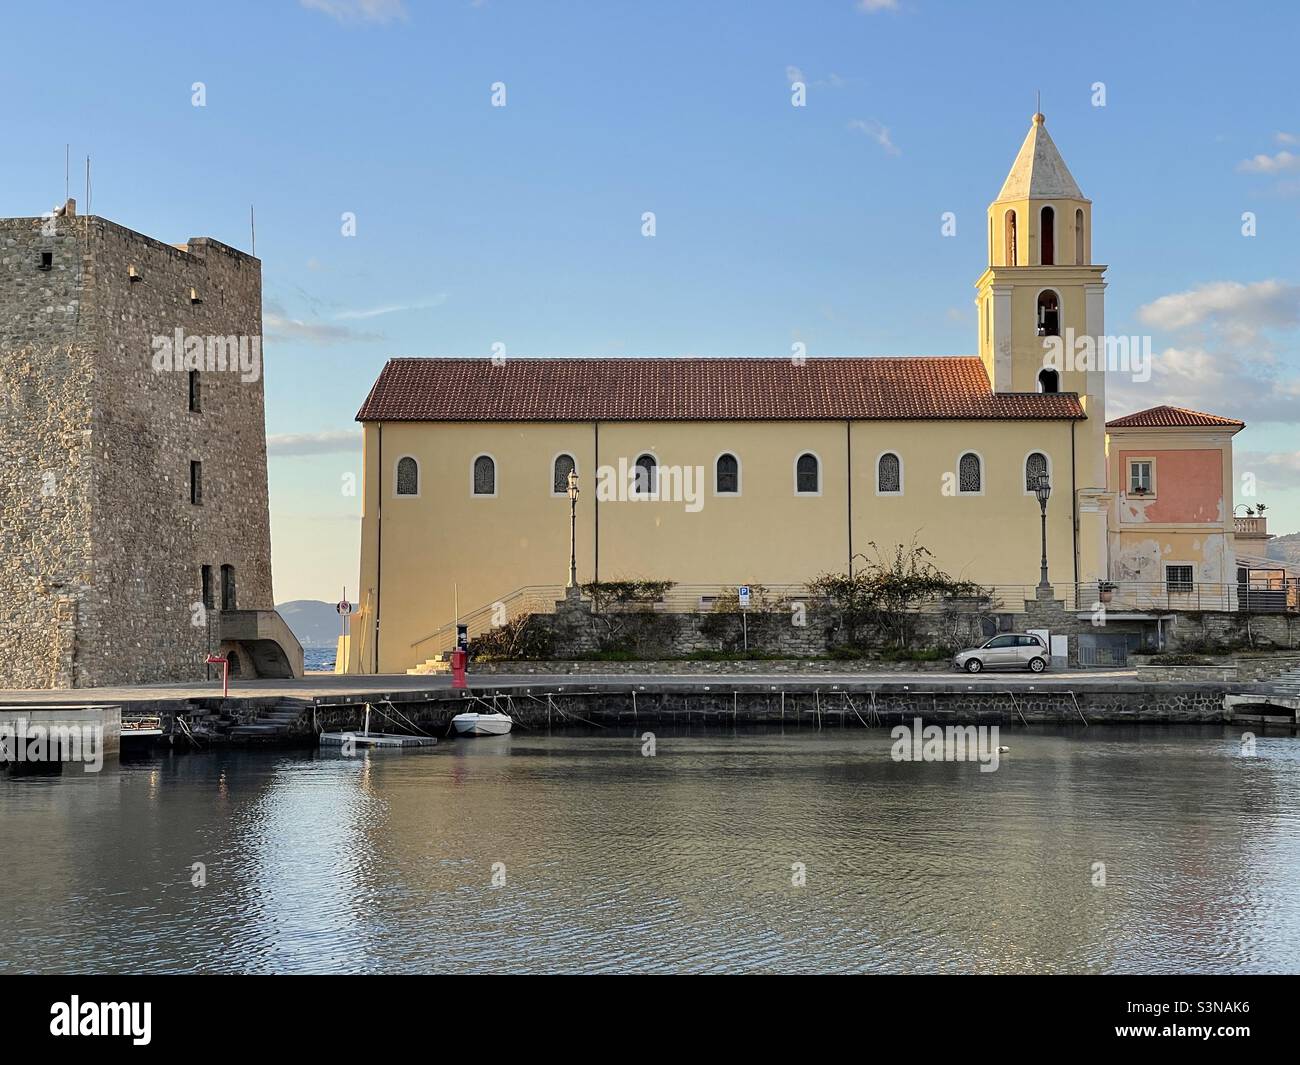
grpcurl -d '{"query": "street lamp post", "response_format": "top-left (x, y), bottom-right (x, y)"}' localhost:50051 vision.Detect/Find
top-left (1034, 471), bottom-right (1052, 595)
top-left (566, 469), bottom-right (580, 591)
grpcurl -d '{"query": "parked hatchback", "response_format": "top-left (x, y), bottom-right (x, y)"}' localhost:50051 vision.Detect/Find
top-left (953, 634), bottom-right (1049, 674)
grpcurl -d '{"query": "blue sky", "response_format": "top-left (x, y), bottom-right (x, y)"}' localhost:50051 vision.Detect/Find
top-left (3, 0), bottom-right (1298, 600)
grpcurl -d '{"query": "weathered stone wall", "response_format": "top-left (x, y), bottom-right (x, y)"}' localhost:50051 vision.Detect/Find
top-left (304, 682), bottom-right (1233, 734)
top-left (1132, 651), bottom-right (1300, 683)
top-left (0, 208), bottom-right (275, 687)
top-left (492, 593), bottom-right (1149, 666)
top-left (471, 658), bottom-right (955, 675)
top-left (0, 215), bottom-right (95, 687)
top-left (1165, 611), bottom-right (1298, 651)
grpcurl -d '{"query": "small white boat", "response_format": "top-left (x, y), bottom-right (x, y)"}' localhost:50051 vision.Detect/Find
top-left (451, 711), bottom-right (513, 737)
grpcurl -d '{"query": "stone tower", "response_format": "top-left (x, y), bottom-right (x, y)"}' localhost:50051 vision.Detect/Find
top-left (0, 201), bottom-right (301, 688)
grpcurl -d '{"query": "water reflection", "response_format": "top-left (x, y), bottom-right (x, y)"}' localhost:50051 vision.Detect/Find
top-left (2, 726), bottom-right (1298, 973)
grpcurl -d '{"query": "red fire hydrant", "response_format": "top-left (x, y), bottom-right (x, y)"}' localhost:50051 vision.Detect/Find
top-left (450, 648), bottom-right (467, 690)
top-left (206, 654), bottom-right (230, 697)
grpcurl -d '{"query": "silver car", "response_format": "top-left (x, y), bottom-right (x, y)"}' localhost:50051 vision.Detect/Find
top-left (953, 633), bottom-right (1049, 674)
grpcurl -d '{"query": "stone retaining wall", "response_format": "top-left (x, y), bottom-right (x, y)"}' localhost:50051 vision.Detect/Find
top-left (1132, 652), bottom-right (1300, 683)
top-left (301, 681), bottom-right (1233, 738)
top-left (471, 658), bottom-right (953, 676)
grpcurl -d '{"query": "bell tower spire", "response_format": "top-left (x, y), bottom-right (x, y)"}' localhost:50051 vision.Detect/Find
top-left (975, 110), bottom-right (1111, 572)
top-left (976, 111), bottom-right (1104, 398)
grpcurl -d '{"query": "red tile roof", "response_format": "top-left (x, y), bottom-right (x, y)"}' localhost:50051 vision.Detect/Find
top-left (356, 357), bottom-right (1087, 422)
top-left (1106, 405), bottom-right (1244, 429)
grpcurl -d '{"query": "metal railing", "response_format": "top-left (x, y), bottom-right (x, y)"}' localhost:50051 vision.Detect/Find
top-left (412, 585), bottom-right (567, 656)
top-left (1082, 580), bottom-right (1299, 614)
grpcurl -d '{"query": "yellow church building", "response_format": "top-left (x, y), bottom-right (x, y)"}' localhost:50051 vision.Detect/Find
top-left (344, 113), bottom-right (1246, 674)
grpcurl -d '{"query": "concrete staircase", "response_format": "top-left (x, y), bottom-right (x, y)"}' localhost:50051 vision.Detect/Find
top-left (1266, 667), bottom-right (1300, 697)
top-left (406, 654), bottom-right (451, 676)
top-left (227, 699), bottom-right (313, 742)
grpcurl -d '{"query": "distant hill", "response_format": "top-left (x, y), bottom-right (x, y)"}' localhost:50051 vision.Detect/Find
top-left (277, 599), bottom-right (345, 648)
top-left (1267, 532), bottom-right (1300, 566)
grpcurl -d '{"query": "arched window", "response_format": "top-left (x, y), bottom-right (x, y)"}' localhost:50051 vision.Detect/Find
top-left (633, 453), bottom-right (657, 496)
top-left (1025, 451), bottom-right (1049, 493)
top-left (1040, 205), bottom-right (1055, 265)
top-left (1003, 209), bottom-right (1018, 266)
top-left (715, 453), bottom-right (739, 494)
top-left (1036, 289), bottom-right (1060, 337)
top-left (396, 456), bottom-right (419, 496)
top-left (1037, 367), bottom-right (1060, 393)
top-left (1075, 208), bottom-right (1085, 265)
top-left (958, 452), bottom-right (982, 494)
top-left (552, 453), bottom-right (576, 494)
top-left (220, 564), bottom-right (236, 611)
top-left (877, 452), bottom-right (902, 494)
top-left (795, 452), bottom-right (820, 494)
top-left (472, 455), bottom-right (496, 496)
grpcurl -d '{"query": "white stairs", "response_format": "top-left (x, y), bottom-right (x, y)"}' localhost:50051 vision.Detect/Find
top-left (406, 654), bottom-right (451, 676)
top-left (1266, 667), bottom-right (1300, 696)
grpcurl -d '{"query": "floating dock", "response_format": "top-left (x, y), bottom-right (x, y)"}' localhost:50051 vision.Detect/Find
top-left (319, 731), bottom-right (437, 749)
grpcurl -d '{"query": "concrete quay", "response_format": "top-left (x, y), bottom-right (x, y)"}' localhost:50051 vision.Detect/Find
top-left (0, 668), bottom-right (1285, 745)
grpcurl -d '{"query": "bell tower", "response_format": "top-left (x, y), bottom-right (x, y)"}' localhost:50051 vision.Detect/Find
top-left (976, 111), bottom-right (1108, 491)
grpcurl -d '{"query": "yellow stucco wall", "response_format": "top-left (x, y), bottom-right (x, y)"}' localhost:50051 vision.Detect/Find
top-left (351, 417), bottom-right (1084, 673)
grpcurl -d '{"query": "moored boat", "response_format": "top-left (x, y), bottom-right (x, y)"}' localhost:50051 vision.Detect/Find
top-left (451, 712), bottom-right (513, 737)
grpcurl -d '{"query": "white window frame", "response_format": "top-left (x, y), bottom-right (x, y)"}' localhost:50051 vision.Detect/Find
top-left (956, 450), bottom-right (985, 496)
top-left (470, 453), bottom-right (498, 498)
top-left (1022, 450), bottom-right (1053, 497)
top-left (1128, 457), bottom-right (1156, 498)
top-left (549, 452), bottom-right (579, 497)
top-left (713, 451), bottom-right (742, 497)
top-left (874, 450), bottom-right (904, 496)
top-left (393, 455), bottom-right (421, 498)
top-left (793, 451), bottom-right (822, 497)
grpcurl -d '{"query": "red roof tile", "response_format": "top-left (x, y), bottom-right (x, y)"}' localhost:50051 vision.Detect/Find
top-left (1106, 405), bottom-right (1244, 429)
top-left (356, 357), bottom-right (1087, 422)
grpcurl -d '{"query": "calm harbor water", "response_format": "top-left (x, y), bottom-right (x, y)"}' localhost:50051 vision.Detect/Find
top-left (3, 726), bottom-right (1299, 974)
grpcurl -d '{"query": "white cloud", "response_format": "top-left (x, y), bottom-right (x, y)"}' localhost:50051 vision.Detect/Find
top-left (1237, 450), bottom-right (1300, 490)
top-left (1275, 132), bottom-right (1299, 145)
top-left (1110, 344), bottom-right (1300, 426)
top-left (1137, 280), bottom-right (1300, 347)
top-left (1237, 149), bottom-right (1300, 174)
top-left (786, 65), bottom-right (804, 84)
top-left (848, 118), bottom-right (900, 156)
top-left (265, 311), bottom-right (381, 343)
top-left (856, 0), bottom-right (899, 11)
top-left (267, 430), bottom-right (362, 457)
top-left (335, 295), bottom-right (447, 320)
top-left (300, 0), bottom-right (407, 25)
